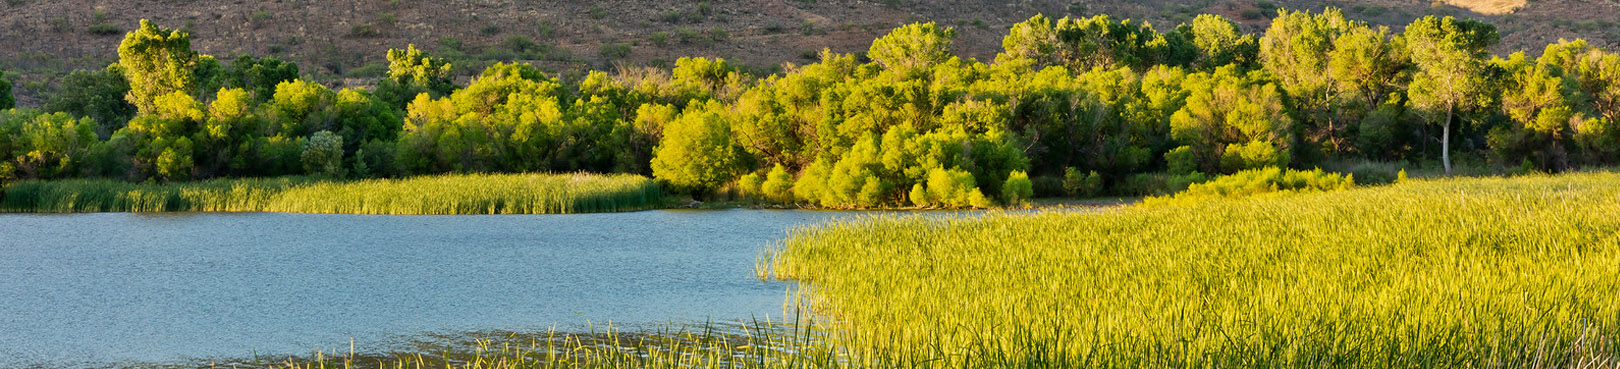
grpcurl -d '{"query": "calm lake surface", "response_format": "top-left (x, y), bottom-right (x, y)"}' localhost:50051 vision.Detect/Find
top-left (0, 209), bottom-right (951, 368)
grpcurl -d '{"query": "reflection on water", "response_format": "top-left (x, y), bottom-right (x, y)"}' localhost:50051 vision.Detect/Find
top-left (0, 209), bottom-right (965, 369)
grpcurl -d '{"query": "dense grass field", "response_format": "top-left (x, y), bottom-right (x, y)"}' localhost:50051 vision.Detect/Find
top-left (0, 173), bottom-right (663, 214)
top-left (762, 172), bottom-right (1620, 368)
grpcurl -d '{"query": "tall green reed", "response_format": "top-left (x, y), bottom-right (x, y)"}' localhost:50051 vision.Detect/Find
top-left (768, 172), bottom-right (1620, 368)
top-left (0, 173), bottom-right (662, 214)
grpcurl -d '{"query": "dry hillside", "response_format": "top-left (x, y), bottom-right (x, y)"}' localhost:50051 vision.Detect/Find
top-left (1, 0), bottom-right (1617, 105)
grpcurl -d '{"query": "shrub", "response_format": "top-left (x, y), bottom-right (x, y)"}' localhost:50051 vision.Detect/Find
top-left (1031, 175), bottom-right (1065, 197)
top-left (650, 101), bottom-right (746, 193)
top-left (761, 164), bottom-right (794, 201)
top-left (301, 130), bottom-right (344, 176)
top-left (599, 43), bottom-right (632, 59)
top-left (1220, 140), bottom-right (1286, 173)
top-left (88, 11), bottom-right (121, 35)
top-left (677, 28), bottom-right (704, 44)
top-left (1002, 170), bottom-right (1034, 205)
top-left (356, 139), bottom-right (399, 178)
top-left (1062, 168), bottom-right (1104, 197)
top-left (1319, 159), bottom-right (1402, 185)
top-left (0, 69), bottom-right (13, 110)
top-left (1146, 167), bottom-right (1354, 205)
top-left (154, 137), bottom-right (194, 181)
top-left (736, 171), bottom-right (764, 197)
top-left (917, 167), bottom-right (993, 208)
top-left (350, 24), bottom-right (380, 38)
top-left (1114, 172), bottom-right (1210, 196)
top-left (1165, 146), bottom-right (1198, 175)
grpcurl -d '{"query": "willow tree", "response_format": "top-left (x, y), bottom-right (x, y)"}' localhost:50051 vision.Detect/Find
top-left (1404, 16), bottom-right (1498, 175)
top-left (118, 20), bottom-right (199, 115)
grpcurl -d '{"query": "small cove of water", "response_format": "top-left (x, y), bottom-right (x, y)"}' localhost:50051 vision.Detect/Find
top-left (0, 209), bottom-right (960, 368)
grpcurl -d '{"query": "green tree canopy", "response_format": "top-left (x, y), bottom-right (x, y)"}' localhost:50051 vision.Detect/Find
top-left (118, 20), bottom-right (200, 115)
top-left (1179, 14), bottom-right (1258, 71)
top-left (1404, 15), bottom-right (1498, 174)
top-left (377, 44), bottom-right (456, 110)
top-left (1260, 8), bottom-right (1357, 155)
top-left (2, 112), bottom-right (99, 179)
top-left (44, 66), bottom-right (136, 136)
top-left (1002, 14), bottom-right (1194, 72)
top-left (651, 100), bottom-right (746, 193)
top-left (226, 55), bottom-right (301, 102)
top-left (869, 22), bottom-right (957, 74)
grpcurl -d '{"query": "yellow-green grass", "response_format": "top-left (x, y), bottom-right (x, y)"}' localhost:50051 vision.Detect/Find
top-left (260, 319), bottom-right (847, 369)
top-left (766, 172), bottom-right (1620, 368)
top-left (0, 173), bottom-right (663, 214)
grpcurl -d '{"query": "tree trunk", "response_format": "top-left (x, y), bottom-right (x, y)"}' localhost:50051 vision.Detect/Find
top-left (1442, 106), bottom-right (1453, 175)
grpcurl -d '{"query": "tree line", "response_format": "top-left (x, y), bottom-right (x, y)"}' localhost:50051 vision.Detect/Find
top-left (1, 10), bottom-right (1618, 208)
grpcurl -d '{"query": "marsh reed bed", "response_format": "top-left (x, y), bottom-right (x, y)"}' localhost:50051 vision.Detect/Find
top-left (0, 173), bottom-right (662, 214)
top-left (762, 172), bottom-right (1620, 368)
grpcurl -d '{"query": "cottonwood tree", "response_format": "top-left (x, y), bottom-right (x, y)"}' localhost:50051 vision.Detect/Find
top-left (999, 14), bottom-right (1059, 66)
top-left (1002, 14), bottom-right (1193, 72)
top-left (1404, 16), bottom-right (1498, 175)
top-left (1261, 9), bottom-right (1354, 155)
top-left (1534, 40), bottom-right (1620, 163)
top-left (118, 20), bottom-right (200, 115)
top-left (225, 55), bottom-right (301, 102)
top-left (1178, 14), bottom-right (1258, 71)
top-left (376, 45), bottom-right (456, 110)
top-left (1169, 66), bottom-right (1294, 174)
top-left (1328, 25), bottom-right (1407, 117)
top-left (44, 66), bottom-right (136, 135)
top-left (1491, 53), bottom-right (1576, 168)
top-left (1542, 40), bottom-right (1620, 124)
top-left (868, 22), bottom-right (956, 75)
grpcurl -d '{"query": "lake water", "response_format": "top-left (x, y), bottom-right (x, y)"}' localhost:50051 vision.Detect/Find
top-left (0, 209), bottom-right (942, 368)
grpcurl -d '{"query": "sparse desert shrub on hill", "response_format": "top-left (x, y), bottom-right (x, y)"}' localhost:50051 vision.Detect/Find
top-left (0, 69), bottom-right (13, 110)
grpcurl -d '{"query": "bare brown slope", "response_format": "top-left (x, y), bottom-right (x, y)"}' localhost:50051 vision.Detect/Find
top-left (1, 0), bottom-right (1616, 105)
